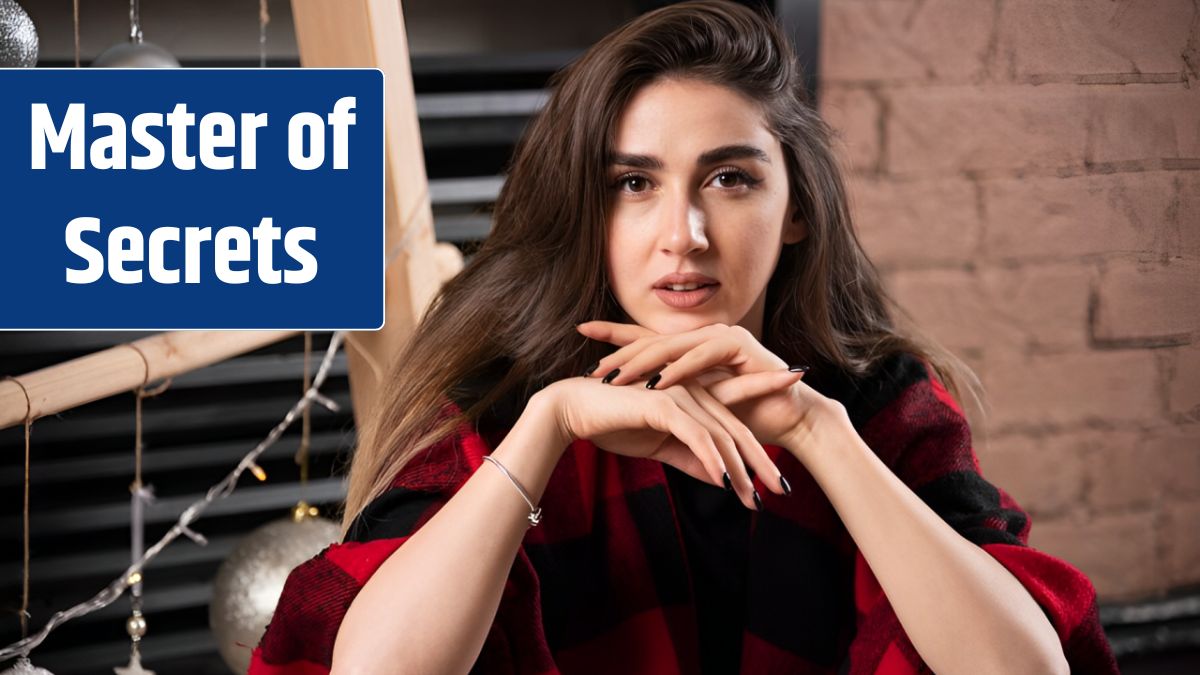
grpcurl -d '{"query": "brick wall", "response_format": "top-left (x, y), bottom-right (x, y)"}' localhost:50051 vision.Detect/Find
top-left (819, 0), bottom-right (1199, 601)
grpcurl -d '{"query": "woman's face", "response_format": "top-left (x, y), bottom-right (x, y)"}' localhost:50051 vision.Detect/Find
top-left (605, 77), bottom-right (806, 340)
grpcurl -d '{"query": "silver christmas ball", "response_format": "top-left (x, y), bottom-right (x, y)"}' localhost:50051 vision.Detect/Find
top-left (91, 41), bottom-right (179, 68)
top-left (209, 514), bottom-right (340, 674)
top-left (0, 0), bottom-right (37, 67)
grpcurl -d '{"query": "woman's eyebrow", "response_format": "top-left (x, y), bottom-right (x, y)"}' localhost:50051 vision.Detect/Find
top-left (697, 144), bottom-right (771, 166)
top-left (607, 144), bottom-right (771, 169)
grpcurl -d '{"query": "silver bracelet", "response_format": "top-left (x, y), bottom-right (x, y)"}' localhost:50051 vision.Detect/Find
top-left (482, 455), bottom-right (543, 527)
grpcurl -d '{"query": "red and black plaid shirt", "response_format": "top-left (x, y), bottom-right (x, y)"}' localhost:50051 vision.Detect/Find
top-left (250, 352), bottom-right (1119, 674)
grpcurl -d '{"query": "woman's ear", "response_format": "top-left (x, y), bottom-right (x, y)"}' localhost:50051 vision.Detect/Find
top-left (782, 201), bottom-right (807, 245)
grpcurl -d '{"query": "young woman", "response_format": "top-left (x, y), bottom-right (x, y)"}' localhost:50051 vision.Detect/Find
top-left (250, 2), bottom-right (1119, 673)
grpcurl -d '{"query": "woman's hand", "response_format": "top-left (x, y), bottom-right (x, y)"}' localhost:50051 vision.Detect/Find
top-left (538, 368), bottom-right (805, 509)
top-left (577, 320), bottom-right (839, 453)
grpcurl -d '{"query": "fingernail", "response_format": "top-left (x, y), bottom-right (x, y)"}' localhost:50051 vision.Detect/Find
top-left (583, 361), bottom-right (599, 377)
top-left (602, 368), bottom-right (620, 384)
top-left (780, 475), bottom-right (792, 496)
top-left (722, 472), bottom-right (733, 491)
top-left (646, 373), bottom-right (662, 389)
top-left (752, 490), bottom-right (763, 511)
top-left (788, 364), bottom-right (811, 373)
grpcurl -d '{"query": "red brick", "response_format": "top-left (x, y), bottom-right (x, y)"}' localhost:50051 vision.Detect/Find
top-left (997, 0), bottom-right (1194, 78)
top-left (820, 86), bottom-right (881, 172)
top-left (888, 263), bottom-right (1092, 353)
top-left (982, 171), bottom-right (1181, 261)
top-left (1167, 343), bottom-right (1200, 420)
top-left (886, 85), bottom-right (1090, 176)
top-left (821, 0), bottom-right (994, 83)
top-left (1028, 511), bottom-right (1161, 600)
top-left (1088, 85), bottom-right (1200, 164)
top-left (1082, 430), bottom-right (1169, 512)
top-left (1180, 173), bottom-right (1200, 258)
top-left (848, 176), bottom-right (979, 266)
top-left (979, 263), bottom-right (1093, 351)
top-left (889, 269), bottom-right (1025, 353)
top-left (1092, 258), bottom-right (1200, 343)
top-left (1162, 499), bottom-right (1200, 588)
top-left (982, 349), bottom-right (1161, 430)
top-left (978, 432), bottom-right (1085, 518)
top-left (1145, 429), bottom-right (1200, 498)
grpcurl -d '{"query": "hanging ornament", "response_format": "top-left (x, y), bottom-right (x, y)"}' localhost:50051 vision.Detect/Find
top-left (210, 330), bottom-right (333, 673)
top-left (209, 505), bottom-right (338, 674)
top-left (1, 387), bottom-right (53, 675)
top-left (0, 657), bottom-right (53, 675)
top-left (113, 371), bottom-right (168, 675)
top-left (0, 0), bottom-right (37, 67)
top-left (91, 0), bottom-right (177, 68)
top-left (111, 644), bottom-right (153, 675)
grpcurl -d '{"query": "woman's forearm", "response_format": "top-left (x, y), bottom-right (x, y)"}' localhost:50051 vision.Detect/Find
top-left (332, 392), bottom-right (569, 675)
top-left (786, 417), bottom-right (1069, 675)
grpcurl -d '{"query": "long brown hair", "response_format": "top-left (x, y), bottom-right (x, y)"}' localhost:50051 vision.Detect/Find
top-left (339, 0), bottom-right (985, 534)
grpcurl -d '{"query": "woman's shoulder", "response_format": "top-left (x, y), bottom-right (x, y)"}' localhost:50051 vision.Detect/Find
top-left (807, 350), bottom-right (932, 431)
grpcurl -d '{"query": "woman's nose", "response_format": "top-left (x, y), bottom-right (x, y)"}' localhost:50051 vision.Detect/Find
top-left (660, 191), bottom-right (708, 256)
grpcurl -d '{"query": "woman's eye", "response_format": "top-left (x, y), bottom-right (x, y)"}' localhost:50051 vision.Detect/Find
top-left (616, 174), bottom-right (650, 193)
top-left (711, 169), bottom-right (754, 189)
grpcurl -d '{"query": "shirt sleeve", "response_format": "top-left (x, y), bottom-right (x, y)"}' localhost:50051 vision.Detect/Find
top-left (842, 354), bottom-right (1119, 675)
top-left (247, 398), bottom-right (557, 675)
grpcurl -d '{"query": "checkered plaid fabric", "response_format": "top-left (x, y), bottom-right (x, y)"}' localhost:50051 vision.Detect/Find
top-left (249, 352), bottom-right (1118, 674)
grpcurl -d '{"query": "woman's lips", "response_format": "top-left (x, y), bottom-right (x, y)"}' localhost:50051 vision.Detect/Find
top-left (654, 283), bottom-right (719, 309)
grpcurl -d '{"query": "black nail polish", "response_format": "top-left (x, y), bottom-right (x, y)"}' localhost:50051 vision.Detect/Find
top-left (722, 472), bottom-right (733, 491)
top-left (646, 373), bottom-right (662, 389)
top-left (583, 361), bottom-right (599, 377)
top-left (788, 364), bottom-right (811, 373)
top-left (752, 490), bottom-right (763, 511)
top-left (780, 475), bottom-right (792, 496)
top-left (602, 368), bottom-right (620, 384)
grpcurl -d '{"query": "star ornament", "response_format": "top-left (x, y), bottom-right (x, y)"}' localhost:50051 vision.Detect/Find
top-left (113, 653), bottom-right (155, 675)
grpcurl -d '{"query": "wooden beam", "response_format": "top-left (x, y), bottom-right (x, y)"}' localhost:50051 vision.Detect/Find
top-left (290, 0), bottom-right (462, 429)
top-left (0, 331), bottom-right (297, 431)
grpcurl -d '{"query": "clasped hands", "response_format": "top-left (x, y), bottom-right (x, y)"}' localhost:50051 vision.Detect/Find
top-left (573, 320), bottom-right (848, 506)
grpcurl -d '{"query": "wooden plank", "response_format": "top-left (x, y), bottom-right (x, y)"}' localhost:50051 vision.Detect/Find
top-left (290, 0), bottom-right (463, 429)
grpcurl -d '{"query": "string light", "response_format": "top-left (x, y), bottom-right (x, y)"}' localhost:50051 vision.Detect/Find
top-left (0, 331), bottom-right (344, 662)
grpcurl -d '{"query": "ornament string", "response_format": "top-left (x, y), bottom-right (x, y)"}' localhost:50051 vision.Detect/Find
top-left (258, 0), bottom-right (270, 69)
top-left (127, 0), bottom-right (142, 44)
top-left (0, 332), bottom-right (344, 662)
top-left (121, 345), bottom-right (172, 668)
top-left (72, 0), bottom-right (80, 68)
top-left (2, 376), bottom-right (33, 645)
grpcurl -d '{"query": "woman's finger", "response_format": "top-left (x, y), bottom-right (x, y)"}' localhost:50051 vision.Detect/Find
top-left (687, 382), bottom-right (787, 498)
top-left (649, 394), bottom-right (727, 489)
top-left (666, 385), bottom-right (758, 510)
top-left (590, 326), bottom-right (720, 384)
top-left (576, 320), bottom-right (656, 347)
top-left (706, 369), bottom-right (807, 407)
top-left (654, 439), bottom-right (717, 484)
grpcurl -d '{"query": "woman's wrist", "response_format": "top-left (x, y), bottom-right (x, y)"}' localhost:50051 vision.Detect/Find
top-left (487, 389), bottom-right (573, 506)
top-left (782, 399), bottom-right (854, 467)
top-left (528, 383), bottom-right (576, 450)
